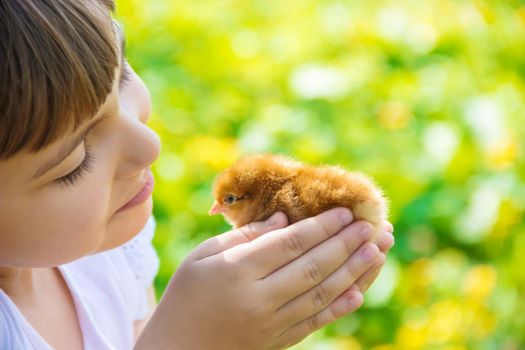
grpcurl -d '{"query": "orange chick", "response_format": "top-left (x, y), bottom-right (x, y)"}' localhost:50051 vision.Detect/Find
top-left (209, 154), bottom-right (389, 237)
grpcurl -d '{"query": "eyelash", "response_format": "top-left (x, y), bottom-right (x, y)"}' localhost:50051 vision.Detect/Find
top-left (55, 145), bottom-right (95, 187)
top-left (55, 63), bottom-right (130, 187)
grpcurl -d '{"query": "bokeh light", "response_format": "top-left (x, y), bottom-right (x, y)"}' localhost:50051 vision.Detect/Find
top-left (116, 0), bottom-right (525, 348)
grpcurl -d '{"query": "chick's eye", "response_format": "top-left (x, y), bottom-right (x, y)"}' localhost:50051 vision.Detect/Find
top-left (224, 194), bottom-right (236, 204)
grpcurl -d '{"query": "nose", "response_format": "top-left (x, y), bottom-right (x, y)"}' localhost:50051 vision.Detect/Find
top-left (135, 77), bottom-right (152, 125)
top-left (115, 117), bottom-right (160, 180)
top-left (119, 66), bottom-right (152, 125)
top-left (115, 66), bottom-right (160, 180)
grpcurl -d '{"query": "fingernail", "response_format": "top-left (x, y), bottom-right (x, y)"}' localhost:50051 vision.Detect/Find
top-left (266, 213), bottom-right (277, 227)
top-left (362, 244), bottom-right (378, 263)
top-left (339, 209), bottom-right (353, 225)
top-left (347, 293), bottom-right (362, 309)
top-left (383, 233), bottom-right (394, 248)
top-left (387, 232), bottom-right (395, 246)
top-left (377, 232), bottom-right (395, 251)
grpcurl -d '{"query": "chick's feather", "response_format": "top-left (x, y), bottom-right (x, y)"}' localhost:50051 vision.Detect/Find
top-left (210, 154), bottom-right (389, 237)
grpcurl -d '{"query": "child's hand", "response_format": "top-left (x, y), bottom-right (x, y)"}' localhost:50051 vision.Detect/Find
top-left (135, 208), bottom-right (392, 350)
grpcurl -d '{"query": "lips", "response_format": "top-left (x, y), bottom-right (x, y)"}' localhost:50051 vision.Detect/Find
top-left (116, 169), bottom-right (154, 213)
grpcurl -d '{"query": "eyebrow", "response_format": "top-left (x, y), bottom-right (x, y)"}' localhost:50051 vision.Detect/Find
top-left (31, 23), bottom-right (127, 181)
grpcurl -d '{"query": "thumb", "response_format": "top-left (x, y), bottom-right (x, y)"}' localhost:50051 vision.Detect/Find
top-left (193, 212), bottom-right (289, 259)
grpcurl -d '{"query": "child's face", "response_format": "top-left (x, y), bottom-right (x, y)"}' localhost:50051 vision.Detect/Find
top-left (0, 23), bottom-right (160, 268)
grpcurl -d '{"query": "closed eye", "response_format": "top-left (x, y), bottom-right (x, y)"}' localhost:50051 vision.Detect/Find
top-left (55, 144), bottom-right (94, 187)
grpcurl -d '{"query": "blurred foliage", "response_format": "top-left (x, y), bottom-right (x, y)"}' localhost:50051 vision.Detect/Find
top-left (116, 0), bottom-right (525, 348)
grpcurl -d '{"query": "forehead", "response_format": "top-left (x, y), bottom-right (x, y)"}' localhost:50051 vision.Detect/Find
top-left (0, 1), bottom-right (124, 182)
top-left (0, 55), bottom-right (123, 191)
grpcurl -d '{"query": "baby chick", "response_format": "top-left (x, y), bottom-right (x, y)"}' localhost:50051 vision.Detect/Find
top-left (209, 154), bottom-right (388, 237)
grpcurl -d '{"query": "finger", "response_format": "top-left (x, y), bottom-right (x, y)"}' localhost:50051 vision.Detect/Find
top-left (278, 289), bottom-right (364, 348)
top-left (276, 243), bottom-right (382, 326)
top-left (376, 231), bottom-right (395, 253)
top-left (354, 264), bottom-right (383, 292)
top-left (262, 221), bottom-right (372, 304)
top-left (193, 212), bottom-right (288, 259)
top-left (354, 232), bottom-right (393, 291)
top-left (384, 221), bottom-right (394, 234)
top-left (236, 208), bottom-right (354, 277)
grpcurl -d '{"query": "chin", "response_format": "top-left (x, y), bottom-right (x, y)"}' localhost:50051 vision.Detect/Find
top-left (99, 197), bottom-right (153, 252)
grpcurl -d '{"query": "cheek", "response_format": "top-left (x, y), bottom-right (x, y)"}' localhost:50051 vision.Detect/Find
top-left (0, 184), bottom-right (109, 267)
top-left (57, 185), bottom-right (108, 230)
top-left (51, 178), bottom-right (111, 232)
top-left (42, 182), bottom-right (109, 250)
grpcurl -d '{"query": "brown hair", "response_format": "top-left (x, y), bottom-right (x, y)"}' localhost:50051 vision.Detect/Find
top-left (0, 0), bottom-right (117, 160)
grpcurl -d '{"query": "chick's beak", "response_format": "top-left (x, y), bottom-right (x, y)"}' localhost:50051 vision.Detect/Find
top-left (208, 200), bottom-right (225, 215)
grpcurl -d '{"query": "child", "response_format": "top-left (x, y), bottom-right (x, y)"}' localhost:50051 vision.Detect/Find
top-left (0, 1), bottom-right (394, 349)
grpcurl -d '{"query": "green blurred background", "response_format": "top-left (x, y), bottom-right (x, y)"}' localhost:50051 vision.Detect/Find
top-left (116, 0), bottom-right (524, 349)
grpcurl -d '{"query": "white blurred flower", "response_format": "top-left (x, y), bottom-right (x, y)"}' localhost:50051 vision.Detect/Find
top-left (454, 183), bottom-right (500, 243)
top-left (423, 122), bottom-right (460, 168)
top-left (260, 104), bottom-right (307, 134)
top-left (377, 6), bottom-right (409, 41)
top-left (318, 1), bottom-right (352, 35)
top-left (289, 64), bottom-right (349, 99)
top-left (377, 6), bottom-right (437, 53)
top-left (365, 258), bottom-right (401, 307)
top-left (239, 121), bottom-right (274, 152)
top-left (463, 96), bottom-right (506, 147)
top-left (407, 22), bottom-right (438, 54)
